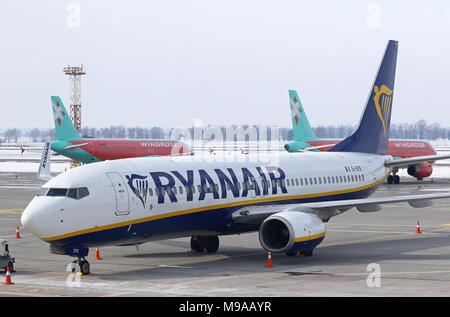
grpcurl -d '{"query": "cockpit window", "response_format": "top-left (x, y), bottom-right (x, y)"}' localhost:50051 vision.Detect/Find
top-left (67, 188), bottom-right (78, 199)
top-left (78, 187), bottom-right (89, 199)
top-left (38, 187), bottom-right (90, 200)
top-left (37, 188), bottom-right (49, 196)
top-left (47, 188), bottom-right (68, 197)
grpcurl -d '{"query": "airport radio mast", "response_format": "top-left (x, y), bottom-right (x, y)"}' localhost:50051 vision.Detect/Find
top-left (63, 65), bottom-right (86, 133)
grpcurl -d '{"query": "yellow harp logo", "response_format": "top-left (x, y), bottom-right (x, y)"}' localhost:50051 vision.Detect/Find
top-left (373, 84), bottom-right (393, 136)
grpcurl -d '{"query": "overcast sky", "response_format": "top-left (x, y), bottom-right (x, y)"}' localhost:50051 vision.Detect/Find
top-left (1, 1), bottom-right (449, 129)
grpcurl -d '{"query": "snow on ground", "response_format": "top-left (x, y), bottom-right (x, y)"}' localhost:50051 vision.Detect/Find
top-left (430, 139), bottom-right (450, 147)
top-left (0, 161), bottom-right (70, 173)
top-left (2, 140), bottom-right (450, 177)
top-left (0, 149), bottom-right (69, 161)
top-left (1, 152), bottom-right (450, 179)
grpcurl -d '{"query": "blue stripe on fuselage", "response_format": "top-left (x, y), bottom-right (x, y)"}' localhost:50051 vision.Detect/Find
top-left (47, 182), bottom-right (379, 248)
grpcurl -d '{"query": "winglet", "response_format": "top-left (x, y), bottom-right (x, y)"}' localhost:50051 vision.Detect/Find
top-left (38, 142), bottom-right (52, 181)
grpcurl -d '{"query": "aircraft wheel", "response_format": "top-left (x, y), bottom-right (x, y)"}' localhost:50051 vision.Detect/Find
top-left (393, 175), bottom-right (400, 184)
top-left (4, 262), bottom-right (13, 273)
top-left (79, 260), bottom-right (90, 275)
top-left (387, 175), bottom-right (394, 184)
top-left (300, 250), bottom-right (314, 257)
top-left (285, 250), bottom-right (298, 256)
top-left (204, 236), bottom-right (219, 253)
top-left (190, 237), bottom-right (205, 253)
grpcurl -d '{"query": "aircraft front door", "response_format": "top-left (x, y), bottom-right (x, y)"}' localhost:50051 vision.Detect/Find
top-left (106, 172), bottom-right (130, 215)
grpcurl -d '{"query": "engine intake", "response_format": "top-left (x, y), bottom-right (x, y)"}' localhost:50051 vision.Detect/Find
top-left (407, 162), bottom-right (433, 180)
top-left (259, 211), bottom-right (325, 253)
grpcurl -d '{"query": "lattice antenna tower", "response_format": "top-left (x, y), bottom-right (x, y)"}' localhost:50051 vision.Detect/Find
top-left (63, 65), bottom-right (86, 133)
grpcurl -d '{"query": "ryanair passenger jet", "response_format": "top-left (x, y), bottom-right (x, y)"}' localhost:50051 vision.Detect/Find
top-left (21, 40), bottom-right (450, 275)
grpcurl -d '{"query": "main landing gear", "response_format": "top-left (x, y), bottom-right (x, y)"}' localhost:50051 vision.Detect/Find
top-left (285, 250), bottom-right (314, 257)
top-left (190, 236), bottom-right (220, 253)
top-left (387, 168), bottom-right (400, 184)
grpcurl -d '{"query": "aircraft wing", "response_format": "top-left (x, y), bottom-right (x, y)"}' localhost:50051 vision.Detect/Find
top-left (37, 142), bottom-right (52, 181)
top-left (297, 144), bottom-right (336, 152)
top-left (231, 192), bottom-right (450, 224)
top-left (385, 154), bottom-right (450, 167)
top-left (63, 142), bottom-right (90, 150)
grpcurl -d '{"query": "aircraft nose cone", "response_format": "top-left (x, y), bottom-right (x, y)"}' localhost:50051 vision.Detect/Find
top-left (21, 197), bottom-right (55, 239)
top-left (21, 205), bottom-right (36, 233)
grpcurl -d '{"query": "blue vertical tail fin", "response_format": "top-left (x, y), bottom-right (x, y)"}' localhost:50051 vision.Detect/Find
top-left (329, 40), bottom-right (398, 155)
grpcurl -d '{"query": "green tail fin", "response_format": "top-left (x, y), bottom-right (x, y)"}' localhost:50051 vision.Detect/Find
top-left (288, 90), bottom-right (318, 141)
top-left (51, 96), bottom-right (82, 140)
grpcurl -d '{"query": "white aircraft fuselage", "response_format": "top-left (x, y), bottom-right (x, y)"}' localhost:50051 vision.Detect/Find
top-left (22, 151), bottom-right (391, 252)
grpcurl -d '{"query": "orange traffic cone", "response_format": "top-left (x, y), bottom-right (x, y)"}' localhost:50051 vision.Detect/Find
top-left (93, 247), bottom-right (102, 260)
top-left (3, 266), bottom-right (14, 285)
top-left (415, 221), bottom-right (422, 234)
top-left (265, 252), bottom-right (274, 268)
top-left (15, 226), bottom-right (21, 239)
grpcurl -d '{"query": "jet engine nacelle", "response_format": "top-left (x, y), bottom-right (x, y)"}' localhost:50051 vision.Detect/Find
top-left (258, 211), bottom-right (326, 253)
top-left (284, 142), bottom-right (295, 152)
top-left (284, 141), bottom-right (306, 153)
top-left (407, 162), bottom-right (433, 180)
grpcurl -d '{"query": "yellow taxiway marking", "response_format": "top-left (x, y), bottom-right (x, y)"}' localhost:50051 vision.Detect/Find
top-left (0, 209), bottom-right (23, 213)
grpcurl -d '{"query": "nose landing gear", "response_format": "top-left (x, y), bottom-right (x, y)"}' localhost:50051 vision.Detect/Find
top-left (69, 257), bottom-right (90, 275)
top-left (73, 257), bottom-right (90, 275)
top-left (50, 244), bottom-right (91, 275)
